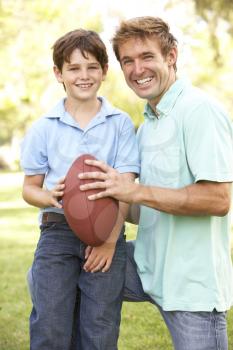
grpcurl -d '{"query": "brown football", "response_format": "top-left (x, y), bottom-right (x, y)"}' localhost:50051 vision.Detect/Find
top-left (63, 154), bottom-right (119, 246)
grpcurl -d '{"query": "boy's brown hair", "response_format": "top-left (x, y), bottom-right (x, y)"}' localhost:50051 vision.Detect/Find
top-left (112, 16), bottom-right (178, 71)
top-left (52, 29), bottom-right (108, 71)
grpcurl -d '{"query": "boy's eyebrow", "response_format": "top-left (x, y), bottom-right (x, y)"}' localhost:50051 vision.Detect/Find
top-left (66, 62), bottom-right (101, 67)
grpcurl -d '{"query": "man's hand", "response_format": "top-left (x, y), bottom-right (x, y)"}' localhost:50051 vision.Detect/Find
top-left (79, 159), bottom-right (137, 203)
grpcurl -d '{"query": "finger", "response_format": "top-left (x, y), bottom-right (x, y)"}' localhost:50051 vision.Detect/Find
top-left (83, 254), bottom-right (97, 271)
top-left (58, 176), bottom-right (66, 184)
top-left (52, 191), bottom-right (64, 198)
top-left (88, 257), bottom-right (103, 272)
top-left (87, 191), bottom-right (109, 200)
top-left (54, 184), bottom-right (65, 191)
top-left (80, 181), bottom-right (106, 191)
top-left (84, 159), bottom-right (110, 173)
top-left (85, 246), bottom-right (92, 259)
top-left (90, 259), bottom-right (107, 273)
top-left (51, 199), bottom-right (62, 209)
top-left (102, 259), bottom-right (112, 272)
top-left (79, 171), bottom-right (107, 181)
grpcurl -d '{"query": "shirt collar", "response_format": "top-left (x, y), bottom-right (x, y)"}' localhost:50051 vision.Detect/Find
top-left (44, 96), bottom-right (120, 123)
top-left (144, 78), bottom-right (190, 120)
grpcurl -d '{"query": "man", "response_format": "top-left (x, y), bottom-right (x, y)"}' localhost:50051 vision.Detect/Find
top-left (79, 16), bottom-right (233, 350)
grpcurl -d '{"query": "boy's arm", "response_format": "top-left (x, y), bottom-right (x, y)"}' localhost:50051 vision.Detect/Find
top-left (126, 203), bottom-right (140, 225)
top-left (22, 174), bottom-right (64, 209)
top-left (83, 173), bottom-right (135, 273)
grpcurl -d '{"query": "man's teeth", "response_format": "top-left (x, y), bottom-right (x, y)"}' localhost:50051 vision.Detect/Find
top-left (136, 77), bottom-right (153, 85)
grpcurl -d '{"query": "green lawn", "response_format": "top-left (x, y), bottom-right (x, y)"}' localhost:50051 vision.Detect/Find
top-left (0, 172), bottom-right (232, 349)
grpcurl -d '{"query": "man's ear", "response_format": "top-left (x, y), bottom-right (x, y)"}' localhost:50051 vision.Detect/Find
top-left (167, 47), bottom-right (178, 67)
top-left (102, 64), bottom-right (108, 81)
top-left (53, 65), bottom-right (63, 83)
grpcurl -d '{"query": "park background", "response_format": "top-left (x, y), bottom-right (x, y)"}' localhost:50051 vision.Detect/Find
top-left (0, 0), bottom-right (233, 349)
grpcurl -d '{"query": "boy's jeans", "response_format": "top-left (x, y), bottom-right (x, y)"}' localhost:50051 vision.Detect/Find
top-left (124, 241), bottom-right (228, 350)
top-left (29, 221), bottom-right (126, 350)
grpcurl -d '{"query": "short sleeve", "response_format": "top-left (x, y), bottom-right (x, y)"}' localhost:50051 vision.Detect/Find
top-left (184, 100), bottom-right (233, 183)
top-left (114, 116), bottom-right (140, 174)
top-left (20, 120), bottom-right (49, 175)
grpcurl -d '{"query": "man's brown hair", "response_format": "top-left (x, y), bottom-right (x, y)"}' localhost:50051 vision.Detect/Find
top-left (112, 16), bottom-right (178, 70)
top-left (52, 29), bottom-right (108, 71)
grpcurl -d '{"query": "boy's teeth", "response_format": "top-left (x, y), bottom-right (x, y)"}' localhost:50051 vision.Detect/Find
top-left (77, 84), bottom-right (92, 87)
top-left (137, 77), bottom-right (152, 85)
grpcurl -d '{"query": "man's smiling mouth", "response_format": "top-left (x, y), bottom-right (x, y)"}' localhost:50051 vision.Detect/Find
top-left (136, 77), bottom-right (153, 85)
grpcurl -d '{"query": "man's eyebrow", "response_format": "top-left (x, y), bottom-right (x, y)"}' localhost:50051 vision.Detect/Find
top-left (120, 51), bottom-right (155, 61)
top-left (120, 55), bottom-right (132, 61)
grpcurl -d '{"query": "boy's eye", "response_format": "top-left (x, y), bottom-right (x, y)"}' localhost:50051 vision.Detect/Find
top-left (88, 66), bottom-right (99, 70)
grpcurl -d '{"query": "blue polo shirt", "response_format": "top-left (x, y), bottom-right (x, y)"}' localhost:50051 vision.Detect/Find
top-left (21, 97), bottom-right (140, 214)
top-left (135, 78), bottom-right (233, 312)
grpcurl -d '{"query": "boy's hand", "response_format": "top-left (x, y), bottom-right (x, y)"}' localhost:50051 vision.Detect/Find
top-left (83, 242), bottom-right (117, 273)
top-left (49, 176), bottom-right (65, 209)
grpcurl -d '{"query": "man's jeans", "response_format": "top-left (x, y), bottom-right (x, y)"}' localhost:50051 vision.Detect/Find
top-left (124, 241), bottom-right (229, 350)
top-left (28, 222), bottom-right (126, 350)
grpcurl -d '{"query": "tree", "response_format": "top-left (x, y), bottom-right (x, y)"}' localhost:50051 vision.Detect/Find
top-left (194, 0), bottom-right (233, 66)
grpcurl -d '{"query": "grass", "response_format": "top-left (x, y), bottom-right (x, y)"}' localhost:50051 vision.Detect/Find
top-left (0, 172), bottom-right (232, 349)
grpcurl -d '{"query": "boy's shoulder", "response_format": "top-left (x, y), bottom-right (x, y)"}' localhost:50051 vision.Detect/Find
top-left (30, 99), bottom-right (65, 130)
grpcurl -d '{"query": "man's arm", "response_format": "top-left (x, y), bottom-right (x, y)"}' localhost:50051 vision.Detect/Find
top-left (22, 174), bottom-right (64, 209)
top-left (79, 160), bottom-right (232, 217)
top-left (134, 180), bottom-right (231, 217)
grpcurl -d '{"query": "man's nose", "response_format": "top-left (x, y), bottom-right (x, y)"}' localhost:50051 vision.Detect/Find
top-left (133, 60), bottom-right (145, 75)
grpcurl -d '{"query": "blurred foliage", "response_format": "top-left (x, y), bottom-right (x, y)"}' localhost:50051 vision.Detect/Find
top-left (0, 0), bottom-right (232, 162)
top-left (194, 0), bottom-right (233, 66)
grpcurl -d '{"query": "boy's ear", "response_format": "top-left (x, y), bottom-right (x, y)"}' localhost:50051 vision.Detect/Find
top-left (53, 65), bottom-right (63, 83)
top-left (102, 64), bottom-right (108, 80)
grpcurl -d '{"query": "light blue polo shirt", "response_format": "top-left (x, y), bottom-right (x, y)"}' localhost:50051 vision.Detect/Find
top-left (135, 78), bottom-right (233, 311)
top-left (21, 96), bottom-right (140, 214)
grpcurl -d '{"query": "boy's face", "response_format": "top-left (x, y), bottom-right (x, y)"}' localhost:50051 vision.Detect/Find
top-left (118, 36), bottom-right (177, 107)
top-left (54, 48), bottom-right (107, 103)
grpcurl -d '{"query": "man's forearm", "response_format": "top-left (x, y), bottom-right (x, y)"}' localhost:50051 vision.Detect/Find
top-left (132, 181), bottom-right (231, 217)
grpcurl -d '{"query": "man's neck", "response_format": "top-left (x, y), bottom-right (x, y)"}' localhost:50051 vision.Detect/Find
top-left (148, 74), bottom-right (177, 113)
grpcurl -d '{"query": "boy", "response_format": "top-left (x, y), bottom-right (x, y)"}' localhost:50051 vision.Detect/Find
top-left (20, 29), bottom-right (140, 350)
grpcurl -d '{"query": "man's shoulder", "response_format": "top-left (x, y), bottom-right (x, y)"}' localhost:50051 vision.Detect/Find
top-left (180, 83), bottom-right (227, 113)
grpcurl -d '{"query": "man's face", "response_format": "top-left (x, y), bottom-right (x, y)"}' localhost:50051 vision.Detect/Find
top-left (118, 36), bottom-right (177, 107)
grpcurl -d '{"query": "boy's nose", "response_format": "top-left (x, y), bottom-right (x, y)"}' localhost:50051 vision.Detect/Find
top-left (80, 68), bottom-right (89, 79)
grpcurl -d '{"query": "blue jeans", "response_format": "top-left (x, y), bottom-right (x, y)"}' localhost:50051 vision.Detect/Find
top-left (29, 221), bottom-right (126, 350)
top-left (124, 241), bottom-right (229, 350)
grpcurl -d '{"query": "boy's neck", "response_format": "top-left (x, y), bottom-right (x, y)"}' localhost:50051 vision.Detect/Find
top-left (64, 97), bottom-right (101, 129)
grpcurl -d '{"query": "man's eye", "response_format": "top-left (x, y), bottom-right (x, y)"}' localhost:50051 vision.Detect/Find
top-left (144, 55), bottom-right (153, 60)
top-left (122, 60), bottom-right (132, 66)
